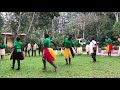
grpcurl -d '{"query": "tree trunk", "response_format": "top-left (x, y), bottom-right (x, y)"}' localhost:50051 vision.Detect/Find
top-left (14, 12), bottom-right (22, 40)
top-left (82, 21), bottom-right (85, 39)
top-left (28, 12), bottom-right (35, 34)
top-left (114, 12), bottom-right (119, 23)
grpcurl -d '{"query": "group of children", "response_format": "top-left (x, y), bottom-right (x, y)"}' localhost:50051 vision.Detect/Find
top-left (1, 34), bottom-right (120, 72)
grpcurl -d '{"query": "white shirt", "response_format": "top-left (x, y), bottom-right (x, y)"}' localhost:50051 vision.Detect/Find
top-left (33, 43), bottom-right (38, 50)
top-left (27, 43), bottom-right (31, 51)
top-left (90, 40), bottom-right (97, 54)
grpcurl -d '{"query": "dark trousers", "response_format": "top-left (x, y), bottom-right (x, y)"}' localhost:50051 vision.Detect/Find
top-left (12, 59), bottom-right (20, 69)
top-left (91, 47), bottom-right (96, 62)
top-left (38, 48), bottom-right (42, 56)
top-left (34, 50), bottom-right (36, 56)
top-left (25, 50), bottom-right (30, 57)
top-left (91, 53), bottom-right (96, 62)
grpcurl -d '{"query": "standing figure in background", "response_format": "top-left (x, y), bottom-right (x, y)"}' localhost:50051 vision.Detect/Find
top-left (105, 36), bottom-right (113, 56)
top-left (27, 43), bottom-right (31, 57)
top-left (76, 40), bottom-right (82, 55)
top-left (90, 37), bottom-right (97, 63)
top-left (33, 43), bottom-right (39, 56)
top-left (85, 38), bottom-right (90, 55)
top-left (0, 41), bottom-right (6, 59)
top-left (38, 42), bottom-right (43, 56)
top-left (118, 35), bottom-right (120, 56)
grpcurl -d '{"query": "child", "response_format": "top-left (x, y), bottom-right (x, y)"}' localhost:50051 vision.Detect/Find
top-left (85, 38), bottom-right (90, 55)
top-left (105, 36), bottom-right (113, 56)
top-left (42, 34), bottom-right (57, 72)
top-left (0, 41), bottom-right (6, 59)
top-left (63, 34), bottom-right (75, 65)
top-left (76, 40), bottom-right (82, 55)
top-left (11, 37), bottom-right (24, 70)
top-left (90, 37), bottom-right (97, 63)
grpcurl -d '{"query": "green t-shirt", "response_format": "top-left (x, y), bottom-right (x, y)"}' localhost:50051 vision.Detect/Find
top-left (86, 40), bottom-right (90, 45)
top-left (14, 41), bottom-right (22, 52)
top-left (0, 44), bottom-right (6, 49)
top-left (105, 38), bottom-right (112, 44)
top-left (44, 38), bottom-right (51, 49)
top-left (64, 38), bottom-right (74, 48)
top-left (76, 42), bottom-right (81, 47)
top-left (39, 42), bottom-right (43, 48)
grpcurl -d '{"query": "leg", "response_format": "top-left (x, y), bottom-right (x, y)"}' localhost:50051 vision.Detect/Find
top-left (1, 55), bottom-right (3, 59)
top-left (32, 49), bottom-right (33, 56)
top-left (108, 52), bottom-right (110, 56)
top-left (11, 59), bottom-right (16, 69)
top-left (87, 52), bottom-right (89, 55)
top-left (109, 51), bottom-right (111, 56)
top-left (16, 60), bottom-right (20, 70)
top-left (65, 59), bottom-right (68, 65)
top-left (34, 50), bottom-right (36, 56)
top-left (28, 50), bottom-right (30, 57)
top-left (2, 55), bottom-right (4, 59)
top-left (39, 48), bottom-right (40, 56)
top-left (25, 50), bottom-right (27, 56)
top-left (49, 62), bottom-right (57, 72)
top-left (42, 60), bottom-right (46, 71)
top-left (69, 58), bottom-right (71, 65)
top-left (92, 53), bottom-right (96, 62)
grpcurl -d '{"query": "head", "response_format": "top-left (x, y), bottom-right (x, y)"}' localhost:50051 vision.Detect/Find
top-left (16, 37), bottom-right (20, 41)
top-left (68, 34), bottom-right (72, 40)
top-left (45, 34), bottom-right (49, 38)
top-left (91, 37), bottom-right (95, 41)
top-left (106, 36), bottom-right (108, 39)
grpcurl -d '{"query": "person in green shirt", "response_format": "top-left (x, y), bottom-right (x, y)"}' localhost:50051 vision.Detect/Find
top-left (76, 40), bottom-right (82, 55)
top-left (11, 37), bottom-right (24, 70)
top-left (85, 38), bottom-right (90, 55)
top-left (63, 34), bottom-right (75, 65)
top-left (38, 42), bottom-right (43, 56)
top-left (42, 34), bottom-right (58, 72)
top-left (105, 36), bottom-right (113, 56)
top-left (0, 41), bottom-right (6, 59)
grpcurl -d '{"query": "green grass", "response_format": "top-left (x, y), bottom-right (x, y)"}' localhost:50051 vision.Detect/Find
top-left (0, 51), bottom-right (120, 78)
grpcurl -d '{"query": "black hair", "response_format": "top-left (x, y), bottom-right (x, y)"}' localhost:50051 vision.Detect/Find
top-left (45, 34), bottom-right (49, 38)
top-left (90, 37), bottom-right (95, 41)
top-left (16, 37), bottom-right (20, 41)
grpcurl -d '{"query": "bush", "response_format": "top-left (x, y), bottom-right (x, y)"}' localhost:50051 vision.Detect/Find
top-left (101, 47), bottom-right (106, 50)
top-left (113, 46), bottom-right (119, 50)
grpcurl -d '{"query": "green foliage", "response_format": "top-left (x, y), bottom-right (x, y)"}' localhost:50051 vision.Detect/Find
top-left (113, 20), bottom-right (120, 36)
top-left (101, 47), bottom-right (106, 50)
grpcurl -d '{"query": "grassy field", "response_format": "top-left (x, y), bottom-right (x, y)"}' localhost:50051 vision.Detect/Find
top-left (0, 51), bottom-right (120, 78)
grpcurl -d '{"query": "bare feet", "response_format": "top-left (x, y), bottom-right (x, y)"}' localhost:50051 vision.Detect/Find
top-left (54, 66), bottom-right (58, 72)
top-left (42, 68), bottom-right (47, 71)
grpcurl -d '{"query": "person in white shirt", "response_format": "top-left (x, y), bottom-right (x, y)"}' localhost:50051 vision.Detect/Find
top-left (90, 37), bottom-right (97, 63)
top-left (27, 43), bottom-right (31, 57)
top-left (33, 43), bottom-right (39, 56)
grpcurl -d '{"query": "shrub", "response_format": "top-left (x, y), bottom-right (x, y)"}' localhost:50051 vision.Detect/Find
top-left (101, 47), bottom-right (106, 50)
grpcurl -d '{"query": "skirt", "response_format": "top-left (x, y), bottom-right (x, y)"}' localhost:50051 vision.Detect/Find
top-left (0, 49), bottom-right (5, 55)
top-left (64, 48), bottom-right (72, 59)
top-left (10, 49), bottom-right (24, 60)
top-left (86, 45), bottom-right (90, 53)
top-left (77, 47), bottom-right (82, 54)
top-left (106, 43), bottom-right (113, 53)
top-left (42, 48), bottom-right (56, 63)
